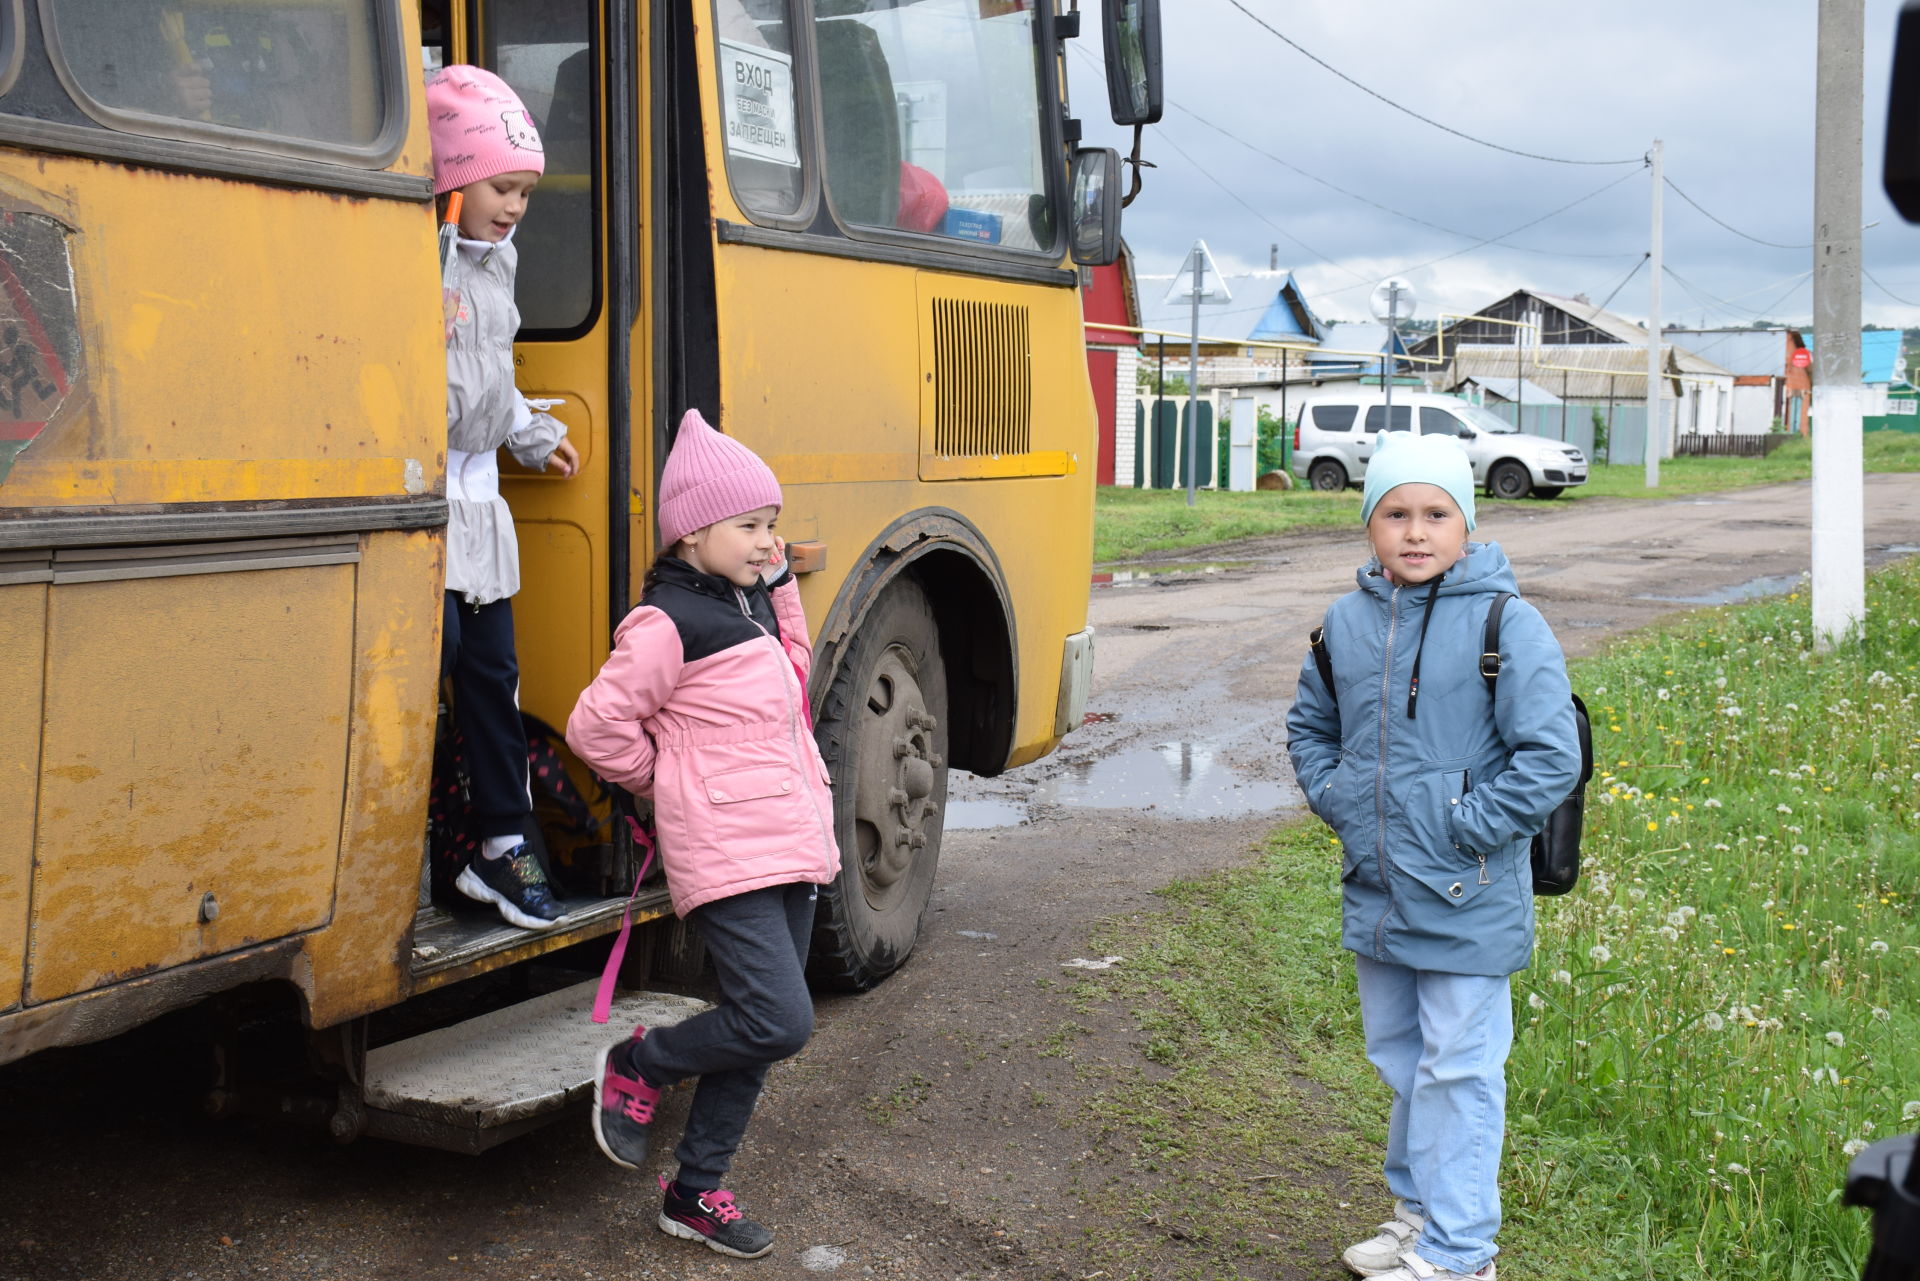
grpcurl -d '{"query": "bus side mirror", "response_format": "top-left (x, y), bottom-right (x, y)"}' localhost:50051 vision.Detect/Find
top-left (1887, 0), bottom-right (1920, 219)
top-left (1102, 0), bottom-right (1163, 126)
top-left (1069, 148), bottom-right (1122, 266)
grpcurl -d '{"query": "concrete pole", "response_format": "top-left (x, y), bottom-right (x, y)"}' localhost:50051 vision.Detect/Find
top-left (1812, 0), bottom-right (1866, 647)
top-left (1646, 140), bottom-right (1663, 487)
top-left (1186, 250), bottom-right (1201, 507)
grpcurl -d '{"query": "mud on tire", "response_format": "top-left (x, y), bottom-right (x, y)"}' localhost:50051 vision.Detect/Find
top-left (808, 576), bottom-right (949, 991)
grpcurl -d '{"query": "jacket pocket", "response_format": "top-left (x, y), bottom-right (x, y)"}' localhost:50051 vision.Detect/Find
top-left (701, 762), bottom-right (805, 861)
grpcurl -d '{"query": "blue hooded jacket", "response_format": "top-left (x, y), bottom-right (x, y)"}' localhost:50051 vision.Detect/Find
top-left (1286, 541), bottom-right (1581, 975)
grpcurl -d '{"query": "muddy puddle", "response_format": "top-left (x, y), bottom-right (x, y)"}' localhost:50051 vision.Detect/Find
top-left (1093, 560), bottom-right (1261, 588)
top-left (947, 740), bottom-right (1292, 828)
top-left (1637, 573), bottom-right (1804, 607)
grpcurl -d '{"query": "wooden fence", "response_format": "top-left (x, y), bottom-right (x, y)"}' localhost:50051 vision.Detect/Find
top-left (1675, 433), bottom-right (1794, 458)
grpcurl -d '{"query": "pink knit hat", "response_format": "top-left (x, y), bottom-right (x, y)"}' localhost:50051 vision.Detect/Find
top-left (658, 409), bottom-right (783, 547)
top-left (426, 65), bottom-right (545, 195)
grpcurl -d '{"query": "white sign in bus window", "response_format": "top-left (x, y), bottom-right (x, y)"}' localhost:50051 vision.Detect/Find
top-left (719, 39), bottom-right (800, 168)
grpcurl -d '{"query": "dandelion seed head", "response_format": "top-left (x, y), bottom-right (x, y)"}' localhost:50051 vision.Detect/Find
top-left (1844, 1138), bottom-right (1869, 1157)
top-left (1589, 944), bottom-right (1612, 964)
top-left (1827, 1031), bottom-right (1846, 1048)
top-left (1527, 993), bottom-right (1545, 1011)
top-left (1700, 1012), bottom-right (1725, 1031)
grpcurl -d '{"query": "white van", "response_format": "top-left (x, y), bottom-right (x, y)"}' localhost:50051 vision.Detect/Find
top-left (1289, 392), bottom-right (1589, 500)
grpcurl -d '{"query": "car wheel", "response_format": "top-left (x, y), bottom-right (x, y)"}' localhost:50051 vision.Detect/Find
top-left (1533, 486), bottom-right (1564, 499)
top-left (1309, 460), bottom-right (1348, 492)
top-left (809, 576), bottom-right (948, 991)
top-left (1488, 461), bottom-right (1532, 500)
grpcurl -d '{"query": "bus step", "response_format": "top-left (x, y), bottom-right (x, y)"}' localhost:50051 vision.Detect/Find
top-left (359, 980), bottom-right (707, 1153)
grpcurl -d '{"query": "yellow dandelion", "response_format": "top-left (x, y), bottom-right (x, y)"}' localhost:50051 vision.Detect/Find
top-left (1782, 923), bottom-right (1797, 931)
top-left (1646, 820), bottom-right (1659, 832)
top-left (1723, 947), bottom-right (1737, 955)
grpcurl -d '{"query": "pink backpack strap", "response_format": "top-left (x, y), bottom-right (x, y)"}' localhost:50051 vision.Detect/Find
top-left (591, 814), bottom-right (658, 1024)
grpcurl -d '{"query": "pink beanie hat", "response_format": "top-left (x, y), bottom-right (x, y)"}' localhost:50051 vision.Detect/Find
top-left (658, 409), bottom-right (783, 547)
top-left (426, 65), bottom-right (545, 195)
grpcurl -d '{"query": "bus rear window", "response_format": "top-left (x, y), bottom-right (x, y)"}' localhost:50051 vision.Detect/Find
top-left (42, 0), bottom-right (400, 164)
top-left (812, 0), bottom-right (1054, 252)
top-left (1312, 404), bottom-right (1357, 432)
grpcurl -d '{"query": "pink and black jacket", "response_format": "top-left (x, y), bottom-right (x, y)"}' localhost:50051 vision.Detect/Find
top-left (566, 558), bottom-right (840, 916)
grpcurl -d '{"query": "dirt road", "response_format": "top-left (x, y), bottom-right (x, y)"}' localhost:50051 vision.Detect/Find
top-left (2, 477), bottom-right (1915, 1281)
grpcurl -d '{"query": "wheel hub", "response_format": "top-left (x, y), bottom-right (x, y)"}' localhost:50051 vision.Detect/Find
top-left (851, 651), bottom-right (942, 911)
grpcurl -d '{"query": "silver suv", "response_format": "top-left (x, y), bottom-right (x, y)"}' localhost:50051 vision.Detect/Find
top-left (1289, 392), bottom-right (1589, 500)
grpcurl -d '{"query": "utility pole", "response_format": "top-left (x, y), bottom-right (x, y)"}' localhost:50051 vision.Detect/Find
top-left (1812, 0), bottom-right (1866, 648)
top-left (1646, 139), bottom-right (1663, 487)
top-left (1187, 249), bottom-right (1201, 507)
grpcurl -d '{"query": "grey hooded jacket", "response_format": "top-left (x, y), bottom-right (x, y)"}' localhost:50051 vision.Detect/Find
top-left (1286, 541), bottom-right (1581, 976)
top-left (444, 233), bottom-right (566, 605)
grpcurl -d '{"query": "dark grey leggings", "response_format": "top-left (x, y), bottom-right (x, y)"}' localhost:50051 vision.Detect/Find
top-left (632, 880), bottom-right (817, 1188)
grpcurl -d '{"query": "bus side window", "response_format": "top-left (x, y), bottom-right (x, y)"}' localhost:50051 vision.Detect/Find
top-left (712, 0), bottom-right (806, 221)
top-left (43, 0), bottom-right (394, 156)
top-left (813, 0), bottom-right (1053, 252)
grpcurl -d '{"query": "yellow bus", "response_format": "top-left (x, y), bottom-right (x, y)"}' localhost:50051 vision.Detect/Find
top-left (0, 0), bottom-right (1158, 1147)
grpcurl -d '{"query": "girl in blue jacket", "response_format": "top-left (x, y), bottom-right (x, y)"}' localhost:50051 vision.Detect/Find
top-left (1286, 432), bottom-right (1581, 1281)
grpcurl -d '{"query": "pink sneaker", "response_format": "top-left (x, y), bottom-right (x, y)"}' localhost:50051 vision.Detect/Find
top-left (591, 1027), bottom-right (661, 1169)
top-left (658, 1175), bottom-right (775, 1259)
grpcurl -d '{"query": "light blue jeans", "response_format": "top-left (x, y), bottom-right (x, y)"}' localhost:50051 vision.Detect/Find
top-left (1354, 955), bottom-right (1513, 1275)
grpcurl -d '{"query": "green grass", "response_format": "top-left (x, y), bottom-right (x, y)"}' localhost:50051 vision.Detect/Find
top-left (1552, 429), bottom-right (1920, 501)
top-left (1060, 556), bottom-right (1920, 1278)
top-left (1093, 485), bottom-right (1359, 562)
top-left (1096, 431), bottom-right (1920, 562)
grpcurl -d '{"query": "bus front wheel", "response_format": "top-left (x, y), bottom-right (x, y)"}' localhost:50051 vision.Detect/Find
top-left (809, 576), bottom-right (949, 991)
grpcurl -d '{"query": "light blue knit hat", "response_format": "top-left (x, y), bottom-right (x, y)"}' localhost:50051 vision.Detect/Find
top-left (1360, 430), bottom-right (1478, 531)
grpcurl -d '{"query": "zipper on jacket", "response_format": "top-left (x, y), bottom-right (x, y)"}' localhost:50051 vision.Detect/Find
top-left (1464, 768), bottom-right (1488, 884)
top-left (734, 586), bottom-right (834, 858)
top-left (1373, 585), bottom-right (1401, 960)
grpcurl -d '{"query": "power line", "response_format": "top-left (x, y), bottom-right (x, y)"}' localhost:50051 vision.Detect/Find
top-left (1171, 100), bottom-right (1645, 260)
top-left (1148, 124), bottom-right (1373, 283)
top-left (1864, 267), bottom-right (1920, 307)
top-left (1303, 165), bottom-right (1649, 303)
top-left (1221, 0), bottom-right (1645, 167)
top-left (1594, 254), bottom-right (1650, 312)
top-left (1662, 266), bottom-right (1813, 322)
top-left (1663, 177), bottom-right (1811, 250)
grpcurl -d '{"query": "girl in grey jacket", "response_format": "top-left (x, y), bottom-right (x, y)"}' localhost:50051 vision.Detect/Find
top-left (429, 66), bottom-right (578, 930)
top-left (1287, 432), bottom-right (1580, 1281)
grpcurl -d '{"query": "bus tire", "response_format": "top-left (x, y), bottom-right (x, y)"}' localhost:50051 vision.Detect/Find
top-left (808, 576), bottom-right (949, 991)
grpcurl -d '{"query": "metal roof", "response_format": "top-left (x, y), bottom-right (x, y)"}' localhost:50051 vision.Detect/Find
top-left (1661, 328), bottom-right (1799, 378)
top-left (1457, 375), bottom-right (1564, 406)
top-left (1135, 268), bottom-right (1324, 346)
top-left (1444, 344), bottom-right (1710, 402)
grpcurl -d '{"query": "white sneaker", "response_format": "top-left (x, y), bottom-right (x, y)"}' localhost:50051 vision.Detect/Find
top-left (1372, 1248), bottom-right (1495, 1281)
top-left (1341, 1201), bottom-right (1425, 1276)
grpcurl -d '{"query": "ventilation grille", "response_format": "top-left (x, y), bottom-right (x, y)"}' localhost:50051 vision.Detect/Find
top-left (931, 299), bottom-right (1031, 456)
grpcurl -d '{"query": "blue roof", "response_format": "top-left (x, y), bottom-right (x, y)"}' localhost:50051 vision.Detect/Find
top-left (1247, 274), bottom-right (1325, 343)
top-left (1863, 329), bottom-right (1902, 384)
top-left (1804, 330), bottom-right (1904, 384)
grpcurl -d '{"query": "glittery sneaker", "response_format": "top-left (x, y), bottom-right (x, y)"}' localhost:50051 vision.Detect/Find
top-left (657, 1176), bottom-right (775, 1259)
top-left (591, 1028), bottom-right (661, 1170)
top-left (454, 844), bottom-right (565, 930)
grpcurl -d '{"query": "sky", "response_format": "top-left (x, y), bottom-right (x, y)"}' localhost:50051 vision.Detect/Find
top-left (1069, 0), bottom-right (1920, 334)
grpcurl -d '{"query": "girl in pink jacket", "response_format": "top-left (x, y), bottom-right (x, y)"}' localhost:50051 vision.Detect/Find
top-left (567, 410), bottom-right (838, 1261)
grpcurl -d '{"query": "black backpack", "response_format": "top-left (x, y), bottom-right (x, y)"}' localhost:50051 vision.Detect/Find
top-left (1307, 592), bottom-right (1593, 895)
